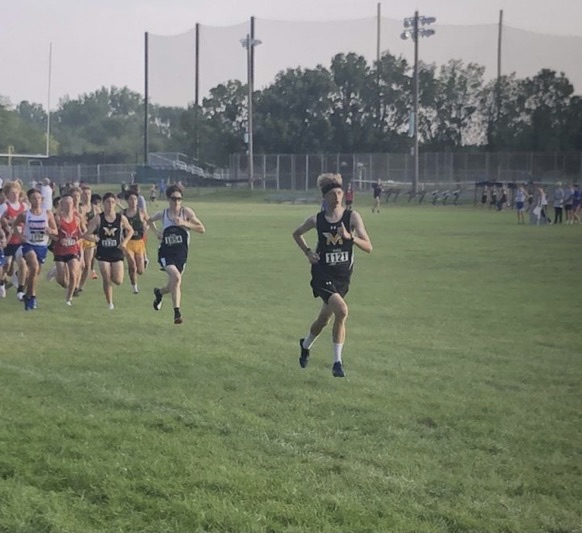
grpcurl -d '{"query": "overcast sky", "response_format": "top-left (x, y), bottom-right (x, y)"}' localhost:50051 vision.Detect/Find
top-left (1, 0), bottom-right (581, 108)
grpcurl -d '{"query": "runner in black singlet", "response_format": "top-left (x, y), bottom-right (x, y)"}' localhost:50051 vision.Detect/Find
top-left (292, 173), bottom-right (373, 377)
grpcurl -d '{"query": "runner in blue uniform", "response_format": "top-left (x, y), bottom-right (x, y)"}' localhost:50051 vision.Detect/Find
top-left (147, 185), bottom-right (206, 325)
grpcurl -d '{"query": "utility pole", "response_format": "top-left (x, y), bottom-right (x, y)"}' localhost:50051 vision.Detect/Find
top-left (402, 13), bottom-right (436, 193)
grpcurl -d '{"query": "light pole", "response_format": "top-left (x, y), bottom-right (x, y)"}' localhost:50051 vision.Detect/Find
top-left (240, 34), bottom-right (262, 190)
top-left (401, 12), bottom-right (436, 193)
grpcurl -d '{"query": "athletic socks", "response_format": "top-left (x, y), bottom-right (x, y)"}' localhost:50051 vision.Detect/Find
top-left (302, 333), bottom-right (319, 350)
top-left (333, 343), bottom-right (344, 363)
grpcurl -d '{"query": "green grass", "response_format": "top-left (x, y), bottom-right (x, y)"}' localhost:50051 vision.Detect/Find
top-left (1, 200), bottom-right (581, 533)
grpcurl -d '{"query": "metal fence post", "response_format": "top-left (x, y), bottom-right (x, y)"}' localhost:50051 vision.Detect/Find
top-left (305, 154), bottom-right (309, 192)
top-left (276, 154), bottom-right (280, 191)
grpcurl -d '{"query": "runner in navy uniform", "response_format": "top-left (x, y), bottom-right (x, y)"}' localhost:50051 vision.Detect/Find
top-left (147, 185), bottom-right (206, 324)
top-left (293, 173), bottom-right (373, 377)
top-left (81, 192), bottom-right (133, 309)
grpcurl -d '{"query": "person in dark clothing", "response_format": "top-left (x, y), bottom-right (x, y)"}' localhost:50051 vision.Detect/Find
top-left (292, 173), bottom-right (373, 378)
top-left (372, 179), bottom-right (383, 213)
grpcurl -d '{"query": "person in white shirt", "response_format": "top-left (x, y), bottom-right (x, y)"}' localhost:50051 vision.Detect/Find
top-left (40, 178), bottom-right (54, 213)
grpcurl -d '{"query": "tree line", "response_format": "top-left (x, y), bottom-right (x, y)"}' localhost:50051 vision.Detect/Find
top-left (1, 51), bottom-right (581, 167)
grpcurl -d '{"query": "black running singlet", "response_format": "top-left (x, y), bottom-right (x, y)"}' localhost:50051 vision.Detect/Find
top-left (96, 212), bottom-right (124, 262)
top-left (315, 210), bottom-right (354, 281)
top-left (159, 209), bottom-right (189, 259)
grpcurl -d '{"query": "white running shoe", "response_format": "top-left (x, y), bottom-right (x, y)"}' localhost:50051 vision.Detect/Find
top-left (16, 291), bottom-right (25, 302)
top-left (0, 284), bottom-right (5, 298)
top-left (46, 264), bottom-right (57, 282)
top-left (132, 285), bottom-right (139, 294)
top-left (108, 302), bottom-right (115, 310)
top-left (66, 300), bottom-right (72, 306)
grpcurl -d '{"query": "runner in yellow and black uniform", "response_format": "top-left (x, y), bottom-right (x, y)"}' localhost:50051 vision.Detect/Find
top-left (77, 190), bottom-right (101, 294)
top-left (123, 190), bottom-right (148, 294)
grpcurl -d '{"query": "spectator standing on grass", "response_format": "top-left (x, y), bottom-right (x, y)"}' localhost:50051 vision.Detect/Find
top-left (129, 183), bottom-right (148, 214)
top-left (515, 184), bottom-right (527, 224)
top-left (531, 185), bottom-right (550, 225)
top-left (572, 184), bottom-right (581, 223)
top-left (498, 184), bottom-right (508, 211)
top-left (372, 179), bottom-right (383, 213)
top-left (148, 184), bottom-right (206, 325)
top-left (480, 185), bottom-right (488, 208)
top-left (564, 183), bottom-right (575, 224)
top-left (40, 178), bottom-right (53, 213)
top-left (540, 186), bottom-right (550, 222)
top-left (292, 173), bottom-right (373, 378)
top-left (489, 186), bottom-right (498, 210)
top-left (81, 192), bottom-right (134, 310)
top-left (345, 182), bottom-right (354, 210)
top-left (553, 182), bottom-right (564, 224)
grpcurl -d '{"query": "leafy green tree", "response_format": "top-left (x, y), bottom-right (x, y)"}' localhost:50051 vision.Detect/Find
top-left (329, 53), bottom-right (375, 152)
top-left (421, 59), bottom-right (486, 149)
top-left (254, 66), bottom-right (335, 153)
top-left (481, 74), bottom-right (526, 151)
top-left (54, 86), bottom-right (144, 160)
top-left (521, 69), bottom-right (574, 151)
top-left (0, 96), bottom-right (49, 155)
top-left (182, 80), bottom-right (247, 165)
top-left (368, 51), bottom-right (411, 151)
top-left (563, 95), bottom-right (582, 151)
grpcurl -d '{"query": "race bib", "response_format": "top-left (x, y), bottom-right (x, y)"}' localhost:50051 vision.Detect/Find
top-left (101, 238), bottom-right (117, 248)
top-left (165, 234), bottom-right (183, 246)
top-left (325, 251), bottom-right (349, 265)
top-left (29, 231), bottom-right (45, 243)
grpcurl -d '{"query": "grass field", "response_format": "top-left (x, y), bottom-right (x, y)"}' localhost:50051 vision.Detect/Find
top-left (1, 195), bottom-right (581, 533)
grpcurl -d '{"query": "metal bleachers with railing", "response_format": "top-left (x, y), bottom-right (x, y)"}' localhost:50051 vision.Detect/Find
top-left (148, 153), bottom-right (206, 178)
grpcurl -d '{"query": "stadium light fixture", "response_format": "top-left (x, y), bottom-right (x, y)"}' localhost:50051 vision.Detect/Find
top-left (402, 11), bottom-right (436, 194)
top-left (240, 34), bottom-right (262, 190)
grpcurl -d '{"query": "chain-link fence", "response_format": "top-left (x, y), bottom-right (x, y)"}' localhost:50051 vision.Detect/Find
top-left (230, 152), bottom-right (582, 190)
top-left (2, 151), bottom-right (581, 192)
top-left (0, 164), bottom-right (137, 186)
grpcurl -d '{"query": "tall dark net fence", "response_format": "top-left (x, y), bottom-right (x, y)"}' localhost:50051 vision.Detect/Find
top-left (148, 14), bottom-right (582, 107)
